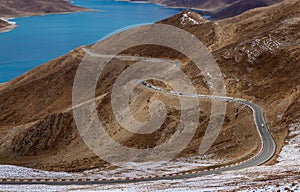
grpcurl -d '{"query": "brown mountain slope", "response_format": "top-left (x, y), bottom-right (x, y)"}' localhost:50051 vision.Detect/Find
top-left (0, 0), bottom-right (89, 32)
top-left (0, 0), bottom-right (88, 17)
top-left (0, 0), bottom-right (299, 171)
top-left (129, 0), bottom-right (283, 19)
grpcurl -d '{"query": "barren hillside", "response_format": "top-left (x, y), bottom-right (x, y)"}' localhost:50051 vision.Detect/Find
top-left (0, 0), bottom-right (88, 32)
top-left (127, 0), bottom-right (283, 19)
top-left (0, 0), bottom-right (299, 172)
top-left (0, 0), bottom-right (88, 17)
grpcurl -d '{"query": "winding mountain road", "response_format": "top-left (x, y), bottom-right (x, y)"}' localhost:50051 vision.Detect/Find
top-left (0, 48), bottom-right (276, 185)
top-left (141, 82), bottom-right (276, 170)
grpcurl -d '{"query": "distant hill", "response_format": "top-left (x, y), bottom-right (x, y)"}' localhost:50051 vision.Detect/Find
top-left (0, 0), bottom-right (88, 17)
top-left (127, 0), bottom-right (283, 19)
top-left (0, 0), bottom-right (89, 32)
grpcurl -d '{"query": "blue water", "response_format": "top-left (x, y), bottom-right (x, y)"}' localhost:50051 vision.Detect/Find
top-left (0, 0), bottom-right (182, 83)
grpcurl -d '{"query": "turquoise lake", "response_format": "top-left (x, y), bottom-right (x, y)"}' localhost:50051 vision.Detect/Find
top-left (0, 0), bottom-right (184, 83)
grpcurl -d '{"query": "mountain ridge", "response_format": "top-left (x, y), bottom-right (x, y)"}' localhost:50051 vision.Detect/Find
top-left (125, 0), bottom-right (283, 19)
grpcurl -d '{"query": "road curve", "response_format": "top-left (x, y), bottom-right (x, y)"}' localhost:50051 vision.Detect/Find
top-left (0, 48), bottom-right (276, 185)
top-left (140, 82), bottom-right (276, 171)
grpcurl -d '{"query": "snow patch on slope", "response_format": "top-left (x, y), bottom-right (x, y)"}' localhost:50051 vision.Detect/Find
top-left (0, 154), bottom-right (222, 179)
top-left (0, 165), bottom-right (78, 179)
top-left (0, 18), bottom-right (16, 25)
top-left (180, 12), bottom-right (201, 26)
top-left (237, 34), bottom-right (284, 63)
top-left (224, 30), bottom-right (299, 64)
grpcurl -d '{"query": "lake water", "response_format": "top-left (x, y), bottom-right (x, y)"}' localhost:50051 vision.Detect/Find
top-left (0, 0), bottom-right (183, 83)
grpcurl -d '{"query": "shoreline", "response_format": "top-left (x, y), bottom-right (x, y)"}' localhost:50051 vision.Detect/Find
top-left (0, 0), bottom-right (176, 83)
top-left (0, 17), bottom-right (17, 33)
top-left (0, 4), bottom-right (95, 33)
top-left (0, 17), bottom-right (16, 25)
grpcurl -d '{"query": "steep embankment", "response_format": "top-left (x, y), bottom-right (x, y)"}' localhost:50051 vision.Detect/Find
top-left (0, 0), bottom-right (299, 171)
top-left (0, 0), bottom-right (89, 32)
top-left (127, 0), bottom-right (283, 19)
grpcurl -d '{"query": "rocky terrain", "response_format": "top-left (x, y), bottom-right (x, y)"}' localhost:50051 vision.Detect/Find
top-left (0, 0), bottom-right (89, 32)
top-left (0, 0), bottom-right (299, 184)
top-left (126, 0), bottom-right (283, 19)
